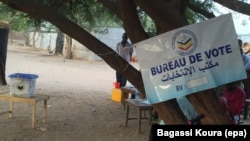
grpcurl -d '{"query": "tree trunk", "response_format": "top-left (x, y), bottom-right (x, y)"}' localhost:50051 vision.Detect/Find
top-left (187, 89), bottom-right (233, 124)
top-left (32, 31), bottom-right (36, 48)
top-left (0, 22), bottom-right (9, 85)
top-left (65, 35), bottom-right (72, 59)
top-left (54, 31), bottom-right (64, 55)
top-left (119, 0), bottom-right (148, 43)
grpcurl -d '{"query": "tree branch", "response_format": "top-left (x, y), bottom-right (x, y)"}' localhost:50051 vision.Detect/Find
top-left (133, 0), bottom-right (189, 33)
top-left (187, 2), bottom-right (215, 19)
top-left (213, 0), bottom-right (250, 16)
top-left (119, 0), bottom-right (148, 43)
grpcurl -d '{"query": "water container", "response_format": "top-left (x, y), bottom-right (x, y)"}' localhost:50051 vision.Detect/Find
top-left (111, 88), bottom-right (122, 102)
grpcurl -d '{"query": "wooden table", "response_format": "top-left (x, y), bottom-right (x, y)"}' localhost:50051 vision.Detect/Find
top-left (0, 93), bottom-right (49, 128)
top-left (124, 99), bottom-right (153, 133)
top-left (120, 86), bottom-right (137, 102)
top-left (120, 86), bottom-right (146, 110)
top-left (120, 87), bottom-right (137, 110)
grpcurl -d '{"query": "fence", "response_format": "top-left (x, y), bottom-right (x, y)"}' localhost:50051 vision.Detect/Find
top-left (8, 27), bottom-right (125, 61)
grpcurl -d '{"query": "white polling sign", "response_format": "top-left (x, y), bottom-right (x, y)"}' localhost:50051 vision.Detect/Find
top-left (134, 13), bottom-right (247, 104)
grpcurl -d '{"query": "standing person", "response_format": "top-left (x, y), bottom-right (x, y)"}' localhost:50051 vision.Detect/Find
top-left (239, 39), bottom-right (250, 119)
top-left (240, 40), bottom-right (250, 71)
top-left (116, 33), bottom-right (133, 87)
top-left (242, 42), bottom-right (250, 55)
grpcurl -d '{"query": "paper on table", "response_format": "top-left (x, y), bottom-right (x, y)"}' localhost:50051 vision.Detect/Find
top-left (142, 99), bottom-right (151, 105)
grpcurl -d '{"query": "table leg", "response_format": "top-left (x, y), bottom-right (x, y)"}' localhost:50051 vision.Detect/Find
top-left (9, 101), bottom-right (13, 118)
top-left (125, 93), bottom-right (129, 99)
top-left (138, 109), bottom-right (142, 133)
top-left (43, 100), bottom-right (47, 124)
top-left (32, 103), bottom-right (36, 128)
top-left (149, 109), bottom-right (152, 125)
top-left (125, 102), bottom-right (129, 126)
top-left (123, 93), bottom-right (129, 110)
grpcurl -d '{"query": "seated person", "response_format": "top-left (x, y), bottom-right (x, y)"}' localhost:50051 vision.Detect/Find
top-left (220, 82), bottom-right (246, 124)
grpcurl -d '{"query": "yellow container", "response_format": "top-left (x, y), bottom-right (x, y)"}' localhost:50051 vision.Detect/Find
top-left (111, 88), bottom-right (122, 102)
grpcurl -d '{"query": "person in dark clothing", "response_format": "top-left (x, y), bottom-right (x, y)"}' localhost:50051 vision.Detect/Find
top-left (238, 39), bottom-right (250, 119)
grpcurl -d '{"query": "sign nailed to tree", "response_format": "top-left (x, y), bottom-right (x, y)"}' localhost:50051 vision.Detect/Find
top-left (134, 13), bottom-right (247, 104)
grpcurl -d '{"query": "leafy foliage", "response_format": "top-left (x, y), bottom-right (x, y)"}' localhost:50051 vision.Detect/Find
top-left (0, 0), bottom-right (122, 32)
top-left (0, 2), bottom-right (57, 32)
top-left (49, 0), bottom-right (122, 29)
top-left (0, 0), bottom-right (215, 33)
top-left (137, 7), bottom-right (157, 34)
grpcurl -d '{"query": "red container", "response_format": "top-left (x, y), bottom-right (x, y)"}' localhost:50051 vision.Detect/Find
top-left (113, 82), bottom-right (120, 88)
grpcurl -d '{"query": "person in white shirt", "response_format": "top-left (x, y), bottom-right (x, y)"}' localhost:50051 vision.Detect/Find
top-left (116, 33), bottom-right (133, 87)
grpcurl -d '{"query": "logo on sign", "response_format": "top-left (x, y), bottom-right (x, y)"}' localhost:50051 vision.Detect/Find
top-left (172, 30), bottom-right (197, 56)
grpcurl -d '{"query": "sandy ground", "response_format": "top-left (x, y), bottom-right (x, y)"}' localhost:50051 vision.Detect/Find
top-left (0, 45), bottom-right (250, 141)
top-left (0, 45), bottom-right (154, 141)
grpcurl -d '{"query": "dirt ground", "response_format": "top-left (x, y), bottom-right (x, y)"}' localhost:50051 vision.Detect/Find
top-left (0, 45), bottom-right (156, 141)
top-left (0, 45), bottom-right (249, 141)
